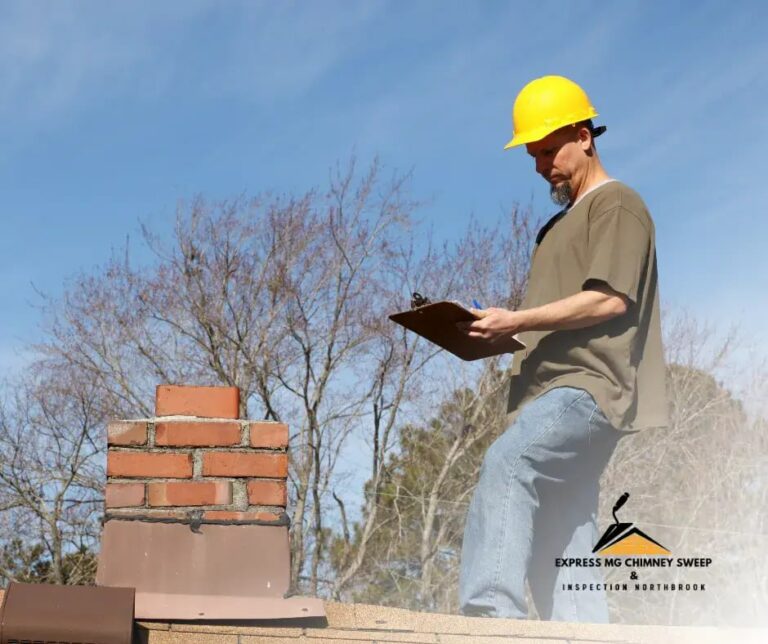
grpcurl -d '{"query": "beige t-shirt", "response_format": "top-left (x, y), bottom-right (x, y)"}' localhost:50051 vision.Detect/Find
top-left (506, 180), bottom-right (669, 432)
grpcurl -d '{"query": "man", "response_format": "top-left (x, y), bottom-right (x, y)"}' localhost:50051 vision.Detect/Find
top-left (457, 75), bottom-right (668, 623)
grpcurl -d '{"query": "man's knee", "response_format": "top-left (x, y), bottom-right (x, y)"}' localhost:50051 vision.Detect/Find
top-left (481, 427), bottom-right (528, 476)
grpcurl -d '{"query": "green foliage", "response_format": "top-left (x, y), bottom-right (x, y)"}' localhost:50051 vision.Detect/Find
top-left (331, 368), bottom-right (510, 612)
top-left (0, 539), bottom-right (97, 586)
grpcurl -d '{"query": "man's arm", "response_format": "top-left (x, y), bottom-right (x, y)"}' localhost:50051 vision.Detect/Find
top-left (459, 282), bottom-right (629, 341)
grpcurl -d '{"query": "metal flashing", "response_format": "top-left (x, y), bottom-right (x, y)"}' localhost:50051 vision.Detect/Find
top-left (97, 520), bottom-right (324, 621)
top-left (130, 592), bottom-right (324, 621)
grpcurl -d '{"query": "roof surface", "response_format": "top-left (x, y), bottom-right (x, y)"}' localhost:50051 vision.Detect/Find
top-left (134, 601), bottom-right (766, 644)
top-left (2, 590), bottom-right (765, 643)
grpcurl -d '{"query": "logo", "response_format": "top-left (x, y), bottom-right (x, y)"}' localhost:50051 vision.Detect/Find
top-left (555, 492), bottom-right (711, 593)
top-left (592, 492), bottom-right (671, 556)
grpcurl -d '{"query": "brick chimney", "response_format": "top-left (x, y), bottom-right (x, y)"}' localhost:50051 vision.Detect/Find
top-left (96, 385), bottom-right (324, 622)
top-left (105, 385), bottom-right (288, 525)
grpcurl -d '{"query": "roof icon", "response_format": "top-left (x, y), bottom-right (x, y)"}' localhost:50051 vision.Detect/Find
top-left (592, 493), bottom-right (670, 556)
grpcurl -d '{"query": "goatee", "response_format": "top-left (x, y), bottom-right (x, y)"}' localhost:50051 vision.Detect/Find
top-left (550, 181), bottom-right (573, 207)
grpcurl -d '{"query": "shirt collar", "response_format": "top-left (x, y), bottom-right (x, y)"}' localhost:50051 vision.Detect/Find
top-left (567, 178), bottom-right (617, 211)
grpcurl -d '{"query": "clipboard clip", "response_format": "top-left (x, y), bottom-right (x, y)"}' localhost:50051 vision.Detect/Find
top-left (410, 292), bottom-right (432, 309)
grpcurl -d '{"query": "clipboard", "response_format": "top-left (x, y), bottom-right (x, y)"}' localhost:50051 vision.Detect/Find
top-left (389, 301), bottom-right (526, 361)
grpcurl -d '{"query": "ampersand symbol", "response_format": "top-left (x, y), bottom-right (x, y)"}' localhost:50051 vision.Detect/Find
top-left (630, 571), bottom-right (638, 580)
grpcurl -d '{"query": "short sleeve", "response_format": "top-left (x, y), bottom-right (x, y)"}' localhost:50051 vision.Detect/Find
top-left (584, 207), bottom-right (651, 303)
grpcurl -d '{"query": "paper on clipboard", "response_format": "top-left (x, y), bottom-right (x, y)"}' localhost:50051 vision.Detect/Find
top-left (389, 300), bottom-right (525, 361)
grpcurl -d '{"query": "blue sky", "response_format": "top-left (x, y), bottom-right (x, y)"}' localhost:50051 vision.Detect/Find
top-left (1, 0), bottom-right (767, 375)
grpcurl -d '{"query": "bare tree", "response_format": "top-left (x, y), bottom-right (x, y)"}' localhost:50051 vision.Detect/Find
top-left (19, 158), bottom-right (535, 595)
top-left (0, 364), bottom-right (102, 585)
top-left (329, 205), bottom-right (537, 607)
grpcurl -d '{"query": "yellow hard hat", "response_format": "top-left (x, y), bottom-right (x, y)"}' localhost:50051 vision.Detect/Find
top-left (504, 75), bottom-right (600, 149)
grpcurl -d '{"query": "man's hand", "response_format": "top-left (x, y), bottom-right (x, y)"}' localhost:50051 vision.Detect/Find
top-left (457, 307), bottom-right (523, 342)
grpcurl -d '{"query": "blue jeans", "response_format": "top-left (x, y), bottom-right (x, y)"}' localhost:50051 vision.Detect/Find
top-left (459, 387), bottom-right (620, 622)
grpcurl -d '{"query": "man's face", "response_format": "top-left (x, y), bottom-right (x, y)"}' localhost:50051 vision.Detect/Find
top-left (525, 126), bottom-right (588, 206)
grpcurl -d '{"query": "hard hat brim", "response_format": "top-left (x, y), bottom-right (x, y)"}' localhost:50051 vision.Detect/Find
top-left (504, 124), bottom-right (563, 149)
top-left (504, 111), bottom-right (601, 150)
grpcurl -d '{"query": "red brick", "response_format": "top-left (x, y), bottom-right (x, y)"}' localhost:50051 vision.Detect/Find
top-left (107, 421), bottom-right (147, 446)
top-left (247, 480), bottom-right (287, 506)
top-left (105, 483), bottom-right (145, 508)
top-left (202, 452), bottom-right (288, 478)
top-left (155, 421), bottom-right (241, 447)
top-left (107, 452), bottom-right (192, 478)
top-left (147, 481), bottom-right (231, 507)
top-left (249, 422), bottom-right (289, 449)
top-left (155, 385), bottom-right (240, 419)
top-left (203, 511), bottom-right (282, 522)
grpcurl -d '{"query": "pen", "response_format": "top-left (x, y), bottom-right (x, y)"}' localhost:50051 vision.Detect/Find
top-left (472, 299), bottom-right (483, 309)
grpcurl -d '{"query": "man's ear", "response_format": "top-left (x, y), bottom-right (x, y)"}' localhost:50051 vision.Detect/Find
top-left (577, 125), bottom-right (593, 151)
